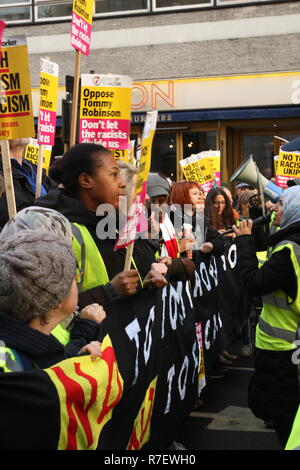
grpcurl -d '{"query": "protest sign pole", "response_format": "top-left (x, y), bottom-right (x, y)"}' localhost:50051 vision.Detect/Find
top-left (124, 243), bottom-right (134, 271)
top-left (35, 145), bottom-right (44, 198)
top-left (70, 49), bottom-right (81, 147)
top-left (0, 140), bottom-right (16, 218)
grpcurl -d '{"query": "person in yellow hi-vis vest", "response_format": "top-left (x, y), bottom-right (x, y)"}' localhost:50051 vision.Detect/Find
top-left (0, 227), bottom-right (103, 372)
top-left (233, 186), bottom-right (300, 448)
top-left (35, 143), bottom-right (167, 313)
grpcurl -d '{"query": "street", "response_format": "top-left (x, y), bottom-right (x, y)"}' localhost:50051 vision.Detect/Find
top-left (180, 343), bottom-right (282, 451)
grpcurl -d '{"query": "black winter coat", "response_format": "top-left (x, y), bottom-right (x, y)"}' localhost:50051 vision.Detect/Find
top-left (236, 221), bottom-right (300, 445)
top-left (35, 188), bottom-right (157, 309)
top-left (0, 313), bottom-right (100, 370)
top-left (0, 159), bottom-right (53, 229)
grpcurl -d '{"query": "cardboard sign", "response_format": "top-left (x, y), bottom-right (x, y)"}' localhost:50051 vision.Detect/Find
top-left (277, 150), bottom-right (300, 178)
top-left (115, 111), bottom-right (158, 249)
top-left (24, 139), bottom-right (52, 172)
top-left (38, 59), bottom-right (59, 146)
top-left (180, 153), bottom-right (214, 192)
top-left (80, 74), bottom-right (132, 150)
top-left (0, 36), bottom-right (34, 139)
top-left (71, 0), bottom-right (94, 56)
top-left (199, 150), bottom-right (221, 186)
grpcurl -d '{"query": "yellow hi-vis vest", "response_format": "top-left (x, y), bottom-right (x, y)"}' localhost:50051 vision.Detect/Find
top-left (52, 223), bottom-right (110, 346)
top-left (286, 405), bottom-right (300, 450)
top-left (52, 223), bottom-right (143, 345)
top-left (0, 345), bottom-right (24, 373)
top-left (256, 240), bottom-right (300, 351)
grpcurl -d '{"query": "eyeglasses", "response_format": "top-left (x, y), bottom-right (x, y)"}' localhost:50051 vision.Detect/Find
top-left (213, 201), bottom-right (226, 206)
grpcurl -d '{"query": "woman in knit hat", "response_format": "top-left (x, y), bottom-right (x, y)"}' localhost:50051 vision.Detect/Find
top-left (0, 224), bottom-right (104, 372)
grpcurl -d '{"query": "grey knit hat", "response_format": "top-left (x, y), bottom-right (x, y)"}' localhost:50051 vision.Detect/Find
top-left (0, 206), bottom-right (73, 246)
top-left (147, 173), bottom-right (170, 198)
top-left (0, 229), bottom-right (77, 323)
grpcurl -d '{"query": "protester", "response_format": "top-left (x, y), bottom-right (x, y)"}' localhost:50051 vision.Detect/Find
top-left (0, 228), bottom-right (104, 372)
top-left (0, 206), bottom-right (107, 347)
top-left (233, 185), bottom-right (300, 447)
top-left (143, 173), bottom-right (195, 281)
top-left (236, 190), bottom-right (257, 219)
top-left (205, 187), bottom-right (238, 236)
top-left (35, 143), bottom-right (167, 310)
top-left (0, 138), bottom-right (52, 228)
top-left (232, 182), bottom-right (250, 208)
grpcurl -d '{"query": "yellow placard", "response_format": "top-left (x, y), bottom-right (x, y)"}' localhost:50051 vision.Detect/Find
top-left (273, 155), bottom-right (279, 175)
top-left (80, 86), bottom-right (131, 120)
top-left (24, 141), bottom-right (52, 172)
top-left (277, 151), bottom-right (300, 178)
top-left (180, 155), bottom-right (214, 185)
top-left (40, 72), bottom-right (58, 113)
top-left (0, 36), bottom-right (34, 139)
top-left (136, 111), bottom-right (158, 194)
top-left (73, 0), bottom-right (94, 25)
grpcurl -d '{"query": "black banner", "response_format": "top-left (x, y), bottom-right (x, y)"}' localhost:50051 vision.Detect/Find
top-left (99, 282), bottom-right (198, 450)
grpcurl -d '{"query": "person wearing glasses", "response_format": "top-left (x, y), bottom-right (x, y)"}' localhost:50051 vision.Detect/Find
top-left (233, 186), bottom-right (300, 448)
top-left (204, 188), bottom-right (238, 237)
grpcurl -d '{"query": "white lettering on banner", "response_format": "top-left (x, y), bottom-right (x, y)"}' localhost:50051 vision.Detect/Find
top-left (209, 257), bottom-right (218, 287)
top-left (164, 364), bottom-right (175, 414)
top-left (205, 320), bottom-right (211, 350)
top-left (221, 254), bottom-right (227, 271)
top-left (168, 283), bottom-right (186, 330)
top-left (193, 271), bottom-right (203, 297)
top-left (125, 318), bottom-right (141, 386)
top-left (161, 286), bottom-right (167, 339)
top-left (191, 340), bottom-right (199, 383)
top-left (178, 356), bottom-right (189, 401)
top-left (185, 281), bottom-right (194, 308)
top-left (204, 313), bottom-right (222, 350)
top-left (144, 306), bottom-right (155, 365)
top-left (228, 244), bottom-right (237, 269)
top-left (200, 262), bottom-right (211, 291)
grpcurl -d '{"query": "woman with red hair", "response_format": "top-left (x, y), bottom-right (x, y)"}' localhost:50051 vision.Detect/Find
top-left (170, 181), bottom-right (223, 255)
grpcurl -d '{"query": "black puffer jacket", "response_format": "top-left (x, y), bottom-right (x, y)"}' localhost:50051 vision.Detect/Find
top-left (236, 221), bottom-right (300, 446)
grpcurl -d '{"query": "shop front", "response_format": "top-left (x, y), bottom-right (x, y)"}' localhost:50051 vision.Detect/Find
top-left (130, 72), bottom-right (300, 183)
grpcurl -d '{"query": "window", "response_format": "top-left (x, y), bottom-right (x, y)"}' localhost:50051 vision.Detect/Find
top-left (0, 1), bottom-right (31, 23)
top-left (35, 1), bottom-right (72, 21)
top-left (243, 135), bottom-right (274, 178)
top-left (151, 132), bottom-right (177, 179)
top-left (183, 131), bottom-right (216, 159)
top-left (95, 0), bottom-right (149, 16)
top-left (153, 0), bottom-right (212, 10)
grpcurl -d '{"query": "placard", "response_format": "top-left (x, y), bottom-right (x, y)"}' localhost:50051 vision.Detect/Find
top-left (38, 59), bottom-right (59, 146)
top-left (80, 74), bottom-right (132, 150)
top-left (0, 36), bottom-right (34, 139)
top-left (71, 0), bottom-right (94, 56)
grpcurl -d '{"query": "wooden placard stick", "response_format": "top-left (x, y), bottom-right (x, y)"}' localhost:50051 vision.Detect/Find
top-left (0, 140), bottom-right (16, 219)
top-left (35, 144), bottom-right (44, 199)
top-left (70, 49), bottom-right (81, 147)
top-left (124, 242), bottom-right (134, 271)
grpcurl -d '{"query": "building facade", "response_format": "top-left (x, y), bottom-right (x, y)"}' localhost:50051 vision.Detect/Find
top-left (3, 0), bottom-right (300, 181)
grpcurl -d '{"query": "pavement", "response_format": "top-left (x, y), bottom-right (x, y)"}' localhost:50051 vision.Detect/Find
top-left (179, 341), bottom-right (282, 451)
